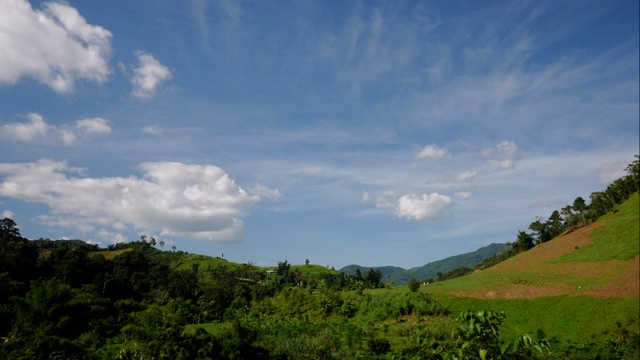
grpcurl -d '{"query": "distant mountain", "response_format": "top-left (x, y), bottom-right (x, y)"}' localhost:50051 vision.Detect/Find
top-left (339, 243), bottom-right (510, 285)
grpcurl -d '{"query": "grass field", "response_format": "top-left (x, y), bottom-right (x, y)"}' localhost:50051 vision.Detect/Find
top-left (435, 294), bottom-right (639, 342)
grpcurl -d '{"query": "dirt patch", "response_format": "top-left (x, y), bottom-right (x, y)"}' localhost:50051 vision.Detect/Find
top-left (436, 220), bottom-right (639, 299)
top-left (583, 255), bottom-right (639, 298)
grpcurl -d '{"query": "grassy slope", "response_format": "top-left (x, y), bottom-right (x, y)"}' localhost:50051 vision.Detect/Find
top-left (88, 248), bottom-right (132, 260)
top-left (174, 254), bottom-right (239, 271)
top-left (555, 192), bottom-right (639, 262)
top-left (426, 192), bottom-right (639, 341)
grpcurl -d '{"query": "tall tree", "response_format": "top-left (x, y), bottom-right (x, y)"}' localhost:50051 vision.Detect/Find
top-left (512, 231), bottom-right (535, 253)
top-left (573, 197), bottom-right (587, 225)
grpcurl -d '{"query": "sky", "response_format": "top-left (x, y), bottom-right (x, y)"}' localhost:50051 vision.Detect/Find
top-left (0, 0), bottom-right (638, 270)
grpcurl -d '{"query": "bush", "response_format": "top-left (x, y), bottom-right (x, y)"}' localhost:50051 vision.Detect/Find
top-left (408, 278), bottom-right (420, 293)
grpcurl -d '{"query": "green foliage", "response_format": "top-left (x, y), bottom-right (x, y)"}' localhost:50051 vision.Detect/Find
top-left (451, 310), bottom-right (550, 360)
top-left (408, 278), bottom-right (420, 293)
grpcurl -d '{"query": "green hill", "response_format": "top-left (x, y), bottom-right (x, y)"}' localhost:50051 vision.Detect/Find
top-left (340, 242), bottom-right (510, 284)
top-left (428, 192), bottom-right (639, 298)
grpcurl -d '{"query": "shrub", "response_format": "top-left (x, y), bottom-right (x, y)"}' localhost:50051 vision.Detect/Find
top-left (408, 278), bottom-right (420, 293)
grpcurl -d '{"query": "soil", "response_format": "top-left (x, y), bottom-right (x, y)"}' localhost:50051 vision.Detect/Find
top-left (443, 220), bottom-right (640, 299)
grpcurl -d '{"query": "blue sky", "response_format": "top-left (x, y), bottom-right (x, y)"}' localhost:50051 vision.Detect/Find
top-left (0, 0), bottom-right (638, 269)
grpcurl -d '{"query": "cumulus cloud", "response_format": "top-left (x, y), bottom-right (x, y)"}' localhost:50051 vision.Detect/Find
top-left (0, 113), bottom-right (111, 146)
top-left (484, 140), bottom-right (521, 170)
top-left (364, 190), bottom-right (451, 221)
top-left (416, 144), bottom-right (449, 159)
top-left (1, 210), bottom-right (14, 219)
top-left (75, 117), bottom-right (111, 135)
top-left (0, 0), bottom-right (112, 93)
top-left (131, 51), bottom-right (172, 99)
top-left (395, 193), bottom-right (452, 221)
top-left (0, 160), bottom-right (277, 243)
top-left (0, 113), bottom-right (48, 142)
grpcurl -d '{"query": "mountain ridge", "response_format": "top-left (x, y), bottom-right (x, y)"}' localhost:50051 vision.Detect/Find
top-left (339, 242), bottom-right (510, 284)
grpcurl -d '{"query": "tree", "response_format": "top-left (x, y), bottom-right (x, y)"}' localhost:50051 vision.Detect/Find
top-left (0, 219), bottom-right (38, 284)
top-left (625, 154), bottom-right (639, 190)
top-left (0, 218), bottom-right (20, 239)
top-left (364, 268), bottom-right (383, 289)
top-left (512, 231), bottom-right (535, 253)
top-left (354, 267), bottom-right (362, 281)
top-left (408, 278), bottom-right (420, 293)
top-left (547, 210), bottom-right (563, 237)
top-left (573, 197), bottom-right (587, 225)
top-left (529, 217), bottom-right (550, 244)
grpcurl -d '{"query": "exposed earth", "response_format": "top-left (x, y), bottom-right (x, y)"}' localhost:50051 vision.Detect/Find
top-left (432, 220), bottom-right (640, 299)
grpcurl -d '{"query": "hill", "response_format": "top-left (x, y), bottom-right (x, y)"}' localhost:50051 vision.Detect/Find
top-left (340, 242), bottom-right (510, 284)
top-left (428, 192), bottom-right (639, 299)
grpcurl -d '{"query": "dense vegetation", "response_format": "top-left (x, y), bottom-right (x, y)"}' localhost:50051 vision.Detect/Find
top-left (0, 156), bottom-right (637, 359)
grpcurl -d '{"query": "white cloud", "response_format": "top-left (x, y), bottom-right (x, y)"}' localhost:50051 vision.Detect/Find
top-left (0, 159), bottom-right (277, 243)
top-left (0, 0), bottom-right (112, 93)
top-left (495, 140), bottom-right (520, 159)
top-left (250, 184), bottom-right (282, 199)
top-left (142, 126), bottom-right (163, 136)
top-left (1, 210), bottom-right (14, 219)
top-left (374, 190), bottom-right (397, 210)
top-left (455, 170), bottom-right (477, 182)
top-left (131, 51), bottom-right (172, 99)
top-left (416, 144), bottom-right (449, 159)
top-left (75, 117), bottom-right (111, 135)
top-left (484, 140), bottom-right (521, 170)
top-left (489, 159), bottom-right (516, 170)
top-left (96, 229), bottom-right (127, 244)
top-left (0, 113), bottom-right (48, 142)
top-left (396, 193), bottom-right (452, 221)
top-left (456, 191), bottom-right (473, 200)
top-left (0, 113), bottom-right (111, 146)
